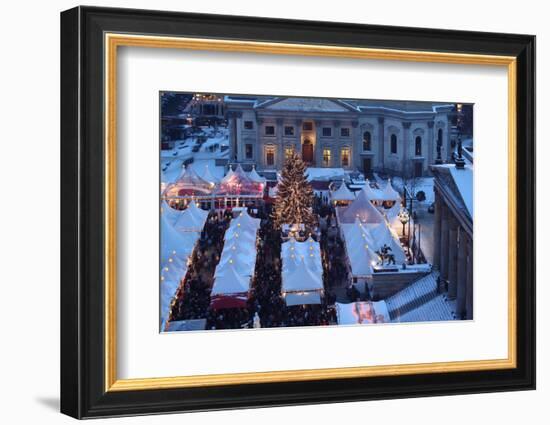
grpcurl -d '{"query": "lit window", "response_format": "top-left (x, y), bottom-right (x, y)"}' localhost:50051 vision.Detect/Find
top-left (363, 131), bottom-right (371, 151)
top-left (244, 121), bottom-right (254, 130)
top-left (322, 148), bottom-right (331, 167)
top-left (340, 127), bottom-right (350, 137)
top-left (265, 125), bottom-right (275, 136)
top-left (245, 144), bottom-right (253, 159)
top-left (322, 127), bottom-right (332, 137)
top-left (391, 134), bottom-right (398, 154)
top-left (285, 146), bottom-right (294, 160)
top-left (415, 136), bottom-right (422, 156)
top-left (341, 148), bottom-right (350, 167)
top-left (266, 146), bottom-right (275, 166)
top-left (303, 122), bottom-right (313, 131)
top-left (284, 126), bottom-right (294, 136)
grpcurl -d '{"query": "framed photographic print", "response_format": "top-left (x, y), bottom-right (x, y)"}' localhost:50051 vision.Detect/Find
top-left (60, 6), bottom-right (536, 419)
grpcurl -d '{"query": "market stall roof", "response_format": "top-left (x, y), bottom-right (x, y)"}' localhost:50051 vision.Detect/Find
top-left (160, 214), bottom-right (198, 263)
top-left (282, 258), bottom-right (323, 292)
top-left (173, 201), bottom-right (209, 233)
top-left (231, 209), bottom-right (261, 231)
top-left (361, 180), bottom-right (380, 200)
top-left (365, 222), bottom-right (407, 264)
top-left (339, 185), bottom-right (384, 224)
top-left (285, 292), bottom-right (321, 306)
top-left (211, 265), bottom-right (250, 296)
top-left (330, 180), bottom-right (356, 202)
top-left (341, 220), bottom-right (379, 276)
top-left (281, 237), bottom-right (323, 275)
top-left (160, 199), bottom-right (182, 225)
top-left (215, 252), bottom-right (256, 277)
top-left (381, 179), bottom-right (402, 201)
top-left (224, 225), bottom-right (257, 243)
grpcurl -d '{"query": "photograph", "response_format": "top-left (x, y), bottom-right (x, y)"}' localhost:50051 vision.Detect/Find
top-left (159, 92), bottom-right (474, 332)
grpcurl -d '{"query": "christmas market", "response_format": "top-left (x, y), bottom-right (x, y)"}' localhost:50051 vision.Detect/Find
top-left (159, 92), bottom-right (472, 332)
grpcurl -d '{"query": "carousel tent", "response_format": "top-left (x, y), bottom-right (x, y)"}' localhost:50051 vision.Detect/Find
top-left (338, 185), bottom-right (385, 224)
top-left (163, 164), bottom-right (213, 198)
top-left (220, 164), bottom-right (235, 183)
top-left (330, 180), bottom-right (356, 203)
top-left (215, 164), bottom-right (264, 197)
top-left (173, 201), bottom-right (209, 233)
top-left (335, 301), bottom-right (390, 325)
top-left (201, 164), bottom-right (219, 186)
top-left (247, 165), bottom-right (267, 184)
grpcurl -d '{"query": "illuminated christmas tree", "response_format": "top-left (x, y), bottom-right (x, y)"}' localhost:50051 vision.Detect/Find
top-left (272, 151), bottom-right (315, 229)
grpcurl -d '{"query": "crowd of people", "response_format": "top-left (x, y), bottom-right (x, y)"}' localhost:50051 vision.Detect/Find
top-left (169, 213), bottom-right (230, 322)
top-left (168, 202), bottom-right (353, 330)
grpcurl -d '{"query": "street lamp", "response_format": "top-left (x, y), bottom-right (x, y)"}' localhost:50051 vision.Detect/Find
top-left (398, 207), bottom-right (410, 238)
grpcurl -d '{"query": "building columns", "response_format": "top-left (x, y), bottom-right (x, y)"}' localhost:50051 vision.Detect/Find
top-left (295, 119), bottom-right (302, 155)
top-left (456, 228), bottom-right (468, 317)
top-left (465, 237), bottom-right (474, 319)
top-left (447, 224), bottom-right (458, 299)
top-left (427, 120), bottom-right (434, 166)
top-left (402, 121), bottom-right (411, 175)
top-left (378, 117), bottom-right (385, 170)
top-left (439, 206), bottom-right (449, 282)
top-left (433, 188), bottom-right (442, 270)
top-left (276, 118), bottom-right (284, 168)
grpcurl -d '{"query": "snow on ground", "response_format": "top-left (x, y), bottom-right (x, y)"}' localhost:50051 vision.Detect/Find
top-left (161, 126), bottom-right (230, 184)
top-left (189, 157), bottom-right (225, 181)
top-left (389, 175), bottom-right (435, 205)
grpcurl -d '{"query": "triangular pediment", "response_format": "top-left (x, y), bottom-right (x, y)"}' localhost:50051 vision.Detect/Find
top-left (256, 97), bottom-right (357, 113)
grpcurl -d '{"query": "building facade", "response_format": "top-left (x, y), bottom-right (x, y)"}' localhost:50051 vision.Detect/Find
top-left (431, 163), bottom-right (473, 320)
top-left (224, 96), bottom-right (456, 177)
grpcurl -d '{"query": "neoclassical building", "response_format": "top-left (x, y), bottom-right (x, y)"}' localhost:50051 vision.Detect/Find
top-left (224, 96), bottom-right (456, 177)
top-left (431, 163), bottom-right (473, 320)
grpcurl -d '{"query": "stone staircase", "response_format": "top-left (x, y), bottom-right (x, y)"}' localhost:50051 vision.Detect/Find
top-left (370, 270), bottom-right (429, 300)
top-left (386, 272), bottom-right (455, 321)
top-left (392, 295), bottom-right (454, 323)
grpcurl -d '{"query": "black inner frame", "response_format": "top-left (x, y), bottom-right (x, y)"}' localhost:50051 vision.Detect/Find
top-left (60, 6), bottom-right (535, 419)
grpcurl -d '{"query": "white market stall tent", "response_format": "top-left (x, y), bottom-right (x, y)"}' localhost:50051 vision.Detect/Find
top-left (173, 200), bottom-right (209, 233)
top-left (337, 184), bottom-right (385, 224)
top-left (160, 199), bottom-right (182, 225)
top-left (330, 180), bottom-right (356, 205)
top-left (159, 201), bottom-right (209, 329)
top-left (281, 236), bottom-right (324, 306)
top-left (210, 210), bottom-right (260, 310)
